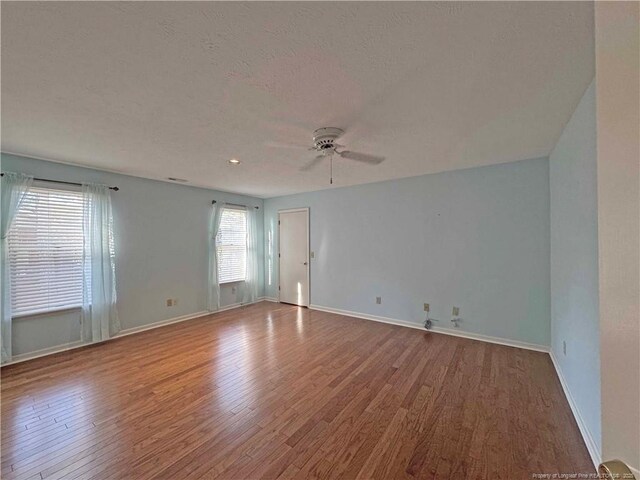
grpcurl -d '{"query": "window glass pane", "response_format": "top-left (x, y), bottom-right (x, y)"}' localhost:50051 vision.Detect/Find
top-left (8, 187), bottom-right (87, 316)
top-left (216, 208), bottom-right (247, 283)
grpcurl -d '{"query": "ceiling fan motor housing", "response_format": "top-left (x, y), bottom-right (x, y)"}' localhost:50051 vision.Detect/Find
top-left (312, 127), bottom-right (344, 151)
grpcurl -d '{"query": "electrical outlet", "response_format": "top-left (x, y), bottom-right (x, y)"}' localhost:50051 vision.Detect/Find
top-left (452, 306), bottom-right (460, 316)
top-left (166, 299), bottom-right (173, 307)
top-left (310, 251), bottom-right (315, 259)
top-left (376, 297), bottom-right (382, 305)
top-left (563, 341), bottom-right (566, 356)
top-left (424, 303), bottom-right (430, 312)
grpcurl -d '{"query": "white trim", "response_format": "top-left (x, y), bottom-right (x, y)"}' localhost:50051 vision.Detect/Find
top-left (216, 303), bottom-right (243, 313)
top-left (308, 304), bottom-right (550, 353)
top-left (307, 304), bottom-right (613, 470)
top-left (13, 305), bottom-right (82, 320)
top-left (117, 297), bottom-right (267, 337)
top-left (549, 350), bottom-right (602, 470)
top-left (277, 207), bottom-right (310, 214)
top-left (278, 208), bottom-right (310, 307)
top-left (429, 324), bottom-right (549, 353)
top-left (212, 297), bottom-right (265, 314)
top-left (7, 340), bottom-right (86, 365)
top-left (5, 298), bottom-right (627, 475)
top-left (115, 310), bottom-right (210, 338)
top-left (2, 298), bottom-right (268, 366)
top-left (219, 279), bottom-right (246, 285)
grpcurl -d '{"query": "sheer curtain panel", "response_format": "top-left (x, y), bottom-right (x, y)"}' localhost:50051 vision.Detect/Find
top-left (81, 183), bottom-right (120, 342)
top-left (243, 206), bottom-right (259, 304)
top-left (1, 172), bottom-right (33, 363)
top-left (208, 202), bottom-right (226, 311)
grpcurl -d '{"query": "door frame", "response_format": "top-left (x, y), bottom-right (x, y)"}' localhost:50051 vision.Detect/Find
top-left (277, 208), bottom-right (310, 306)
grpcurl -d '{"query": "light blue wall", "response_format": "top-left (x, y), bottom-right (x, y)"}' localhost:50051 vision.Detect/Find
top-left (1, 153), bottom-right (264, 358)
top-left (264, 157), bottom-right (551, 347)
top-left (549, 80), bottom-right (601, 454)
top-left (3, 152), bottom-right (556, 355)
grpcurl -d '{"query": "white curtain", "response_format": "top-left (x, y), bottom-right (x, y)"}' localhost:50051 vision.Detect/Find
top-left (1, 172), bottom-right (33, 363)
top-left (243, 207), bottom-right (259, 305)
top-left (81, 183), bottom-right (120, 343)
top-left (207, 202), bottom-right (225, 311)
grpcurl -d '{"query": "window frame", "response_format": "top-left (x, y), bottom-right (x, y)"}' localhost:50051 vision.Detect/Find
top-left (216, 206), bottom-right (248, 284)
top-left (8, 183), bottom-right (87, 319)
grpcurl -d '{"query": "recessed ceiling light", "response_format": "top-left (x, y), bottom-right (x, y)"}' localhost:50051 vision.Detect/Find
top-left (228, 158), bottom-right (241, 165)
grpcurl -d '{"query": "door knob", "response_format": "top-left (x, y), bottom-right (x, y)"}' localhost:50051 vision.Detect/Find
top-left (303, 262), bottom-right (308, 265)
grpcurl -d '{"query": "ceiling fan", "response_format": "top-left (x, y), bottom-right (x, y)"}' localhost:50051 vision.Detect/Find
top-left (268, 127), bottom-right (385, 184)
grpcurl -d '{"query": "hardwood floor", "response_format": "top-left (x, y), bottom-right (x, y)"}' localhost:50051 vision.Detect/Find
top-left (1, 302), bottom-right (593, 479)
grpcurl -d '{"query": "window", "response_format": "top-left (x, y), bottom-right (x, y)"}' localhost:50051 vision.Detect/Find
top-left (216, 208), bottom-right (247, 283)
top-left (8, 186), bottom-right (87, 317)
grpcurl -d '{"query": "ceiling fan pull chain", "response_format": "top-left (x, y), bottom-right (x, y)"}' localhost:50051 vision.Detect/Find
top-left (330, 154), bottom-right (333, 184)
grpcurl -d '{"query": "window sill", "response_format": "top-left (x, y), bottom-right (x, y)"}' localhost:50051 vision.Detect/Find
top-left (12, 305), bottom-right (83, 320)
top-left (219, 280), bottom-right (246, 285)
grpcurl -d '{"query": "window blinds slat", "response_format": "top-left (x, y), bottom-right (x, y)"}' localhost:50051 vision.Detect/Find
top-left (8, 186), bottom-right (88, 317)
top-left (216, 209), bottom-right (247, 283)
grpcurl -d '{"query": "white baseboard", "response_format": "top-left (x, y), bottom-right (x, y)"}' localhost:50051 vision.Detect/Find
top-left (117, 296), bottom-right (267, 337)
top-left (309, 304), bottom-right (549, 353)
top-left (116, 310), bottom-right (211, 337)
top-left (7, 340), bottom-right (86, 366)
top-left (6, 299), bottom-right (625, 476)
top-left (429, 324), bottom-right (549, 353)
top-left (549, 350), bottom-right (601, 470)
top-left (310, 303), bottom-right (610, 471)
top-left (3, 298), bottom-right (270, 367)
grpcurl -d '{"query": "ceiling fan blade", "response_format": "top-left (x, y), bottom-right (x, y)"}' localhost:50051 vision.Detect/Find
top-left (338, 150), bottom-right (385, 165)
top-left (265, 141), bottom-right (312, 150)
top-left (300, 155), bottom-right (325, 172)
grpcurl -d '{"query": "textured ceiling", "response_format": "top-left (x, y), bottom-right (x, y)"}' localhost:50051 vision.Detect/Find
top-left (1, 2), bottom-right (594, 198)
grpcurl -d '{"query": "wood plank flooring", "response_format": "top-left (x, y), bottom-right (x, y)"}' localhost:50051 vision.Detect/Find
top-left (1, 301), bottom-right (593, 479)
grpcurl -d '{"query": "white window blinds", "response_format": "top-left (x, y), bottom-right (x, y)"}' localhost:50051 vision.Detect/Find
top-left (216, 208), bottom-right (247, 284)
top-left (8, 186), bottom-right (87, 317)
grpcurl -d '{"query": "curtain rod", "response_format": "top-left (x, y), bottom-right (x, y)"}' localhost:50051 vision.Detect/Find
top-left (1, 173), bottom-right (119, 191)
top-left (212, 200), bottom-right (259, 209)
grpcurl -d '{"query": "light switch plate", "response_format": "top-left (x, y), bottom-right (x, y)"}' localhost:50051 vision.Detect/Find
top-left (424, 303), bottom-right (430, 312)
top-left (310, 251), bottom-right (315, 259)
top-left (452, 306), bottom-right (460, 316)
top-left (376, 297), bottom-right (382, 304)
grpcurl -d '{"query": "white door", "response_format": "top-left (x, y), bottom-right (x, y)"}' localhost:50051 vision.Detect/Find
top-left (279, 209), bottom-right (309, 306)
